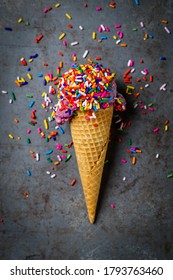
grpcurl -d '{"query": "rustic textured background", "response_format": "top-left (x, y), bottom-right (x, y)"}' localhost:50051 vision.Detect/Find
top-left (0, 0), bottom-right (173, 259)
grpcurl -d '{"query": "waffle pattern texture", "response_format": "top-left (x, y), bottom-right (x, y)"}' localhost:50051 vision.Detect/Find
top-left (70, 106), bottom-right (113, 223)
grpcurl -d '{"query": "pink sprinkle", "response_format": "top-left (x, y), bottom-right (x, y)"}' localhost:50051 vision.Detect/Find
top-left (121, 159), bottom-right (127, 163)
top-left (148, 107), bottom-right (154, 111)
top-left (61, 155), bottom-right (67, 159)
top-left (115, 24), bottom-right (121, 28)
top-left (27, 130), bottom-right (31, 134)
top-left (98, 26), bottom-right (102, 32)
top-left (43, 9), bottom-right (48, 13)
top-left (105, 26), bottom-right (110, 32)
top-left (111, 203), bottom-right (115, 209)
top-left (37, 127), bottom-right (42, 133)
top-left (85, 117), bottom-right (90, 121)
top-left (144, 68), bottom-right (149, 75)
top-left (96, 7), bottom-right (102, 11)
top-left (56, 143), bottom-right (62, 150)
top-left (62, 41), bottom-right (67, 46)
top-left (153, 128), bottom-right (159, 133)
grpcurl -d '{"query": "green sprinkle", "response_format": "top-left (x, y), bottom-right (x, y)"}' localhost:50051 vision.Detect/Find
top-left (28, 122), bottom-right (35, 126)
top-left (25, 21), bottom-right (30, 26)
top-left (26, 95), bottom-right (33, 98)
top-left (47, 158), bottom-right (52, 163)
top-left (64, 143), bottom-right (69, 147)
top-left (167, 173), bottom-right (173, 178)
top-left (105, 160), bottom-right (109, 164)
top-left (65, 154), bottom-right (71, 162)
top-left (128, 138), bottom-right (132, 145)
top-left (133, 28), bottom-right (138, 31)
top-left (27, 138), bottom-right (31, 144)
top-left (57, 74), bottom-right (62, 77)
top-left (148, 103), bottom-right (153, 107)
top-left (10, 92), bottom-right (16, 101)
top-left (46, 137), bottom-right (49, 142)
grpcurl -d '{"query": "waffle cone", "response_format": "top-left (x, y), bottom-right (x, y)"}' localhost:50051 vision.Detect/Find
top-left (70, 106), bottom-right (113, 223)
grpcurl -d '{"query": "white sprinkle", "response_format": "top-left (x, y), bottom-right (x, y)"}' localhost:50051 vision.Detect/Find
top-left (141, 70), bottom-right (146, 75)
top-left (123, 177), bottom-right (126, 181)
top-left (46, 171), bottom-right (51, 175)
top-left (131, 68), bottom-right (136, 73)
top-left (145, 84), bottom-right (149, 88)
top-left (51, 174), bottom-right (56, 178)
top-left (82, 50), bottom-right (89, 58)
top-left (79, 25), bottom-right (84, 30)
top-left (164, 26), bottom-right (171, 34)
top-left (116, 39), bottom-right (121, 44)
top-left (160, 83), bottom-right (167, 91)
top-left (9, 99), bottom-right (13, 104)
top-left (36, 153), bottom-right (40, 161)
top-left (71, 41), bottom-right (79, 46)
top-left (156, 153), bottom-right (160, 159)
top-left (100, 24), bottom-right (105, 31)
top-left (140, 21), bottom-right (144, 28)
top-left (1, 90), bottom-right (8, 94)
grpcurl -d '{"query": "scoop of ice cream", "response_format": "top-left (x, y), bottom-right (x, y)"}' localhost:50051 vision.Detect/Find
top-left (54, 63), bottom-right (126, 124)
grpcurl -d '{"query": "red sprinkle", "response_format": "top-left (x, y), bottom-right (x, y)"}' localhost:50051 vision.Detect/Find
top-left (70, 179), bottom-right (76, 186)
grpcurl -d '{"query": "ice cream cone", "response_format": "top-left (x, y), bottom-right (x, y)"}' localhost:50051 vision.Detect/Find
top-left (70, 106), bottom-right (113, 223)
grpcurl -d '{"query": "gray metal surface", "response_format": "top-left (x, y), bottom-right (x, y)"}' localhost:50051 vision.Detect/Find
top-left (0, 0), bottom-right (173, 260)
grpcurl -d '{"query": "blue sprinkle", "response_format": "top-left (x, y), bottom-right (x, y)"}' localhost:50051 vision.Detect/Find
top-left (21, 81), bottom-right (28, 86)
top-left (135, 0), bottom-right (139, 5)
top-left (45, 149), bottom-right (53, 155)
top-left (52, 136), bottom-right (56, 141)
top-left (29, 101), bottom-right (35, 108)
top-left (100, 36), bottom-right (107, 40)
top-left (30, 54), bottom-right (38, 59)
top-left (58, 126), bottom-right (64, 134)
top-left (27, 68), bottom-right (31, 71)
top-left (148, 34), bottom-right (153, 39)
top-left (4, 27), bottom-right (13, 31)
top-left (27, 170), bottom-right (31, 176)
top-left (160, 56), bottom-right (166, 60)
top-left (43, 79), bottom-right (47, 86)
top-left (37, 73), bottom-right (43, 77)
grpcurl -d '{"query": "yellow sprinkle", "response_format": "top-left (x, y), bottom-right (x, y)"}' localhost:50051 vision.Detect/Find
top-left (92, 32), bottom-right (96, 39)
top-left (66, 13), bottom-right (72, 19)
top-left (59, 33), bottom-right (66, 40)
top-left (55, 3), bottom-right (61, 8)
top-left (18, 18), bottom-right (23, 23)
top-left (41, 92), bottom-right (47, 97)
top-left (113, 35), bottom-right (117, 40)
top-left (9, 134), bottom-right (14, 139)
top-left (165, 125), bottom-right (169, 131)
top-left (27, 73), bottom-right (32, 80)
top-left (127, 85), bottom-right (135, 89)
top-left (73, 55), bottom-right (77, 61)
top-left (28, 58), bottom-right (33, 63)
top-left (44, 119), bottom-right (49, 130)
top-left (41, 132), bottom-right (45, 136)
top-left (42, 103), bottom-right (46, 108)
top-left (45, 75), bottom-right (50, 83)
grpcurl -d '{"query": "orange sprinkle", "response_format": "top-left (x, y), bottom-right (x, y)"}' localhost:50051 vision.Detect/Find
top-left (93, 123), bottom-right (98, 127)
top-left (132, 156), bottom-right (136, 165)
top-left (67, 23), bottom-right (73, 28)
top-left (59, 61), bottom-right (63, 68)
top-left (61, 149), bottom-right (67, 153)
top-left (120, 43), bottom-right (127, 47)
top-left (58, 51), bottom-right (64, 56)
top-left (15, 80), bottom-right (21, 87)
top-left (165, 119), bottom-right (169, 125)
top-left (161, 20), bottom-right (168, 24)
top-left (95, 57), bottom-right (101, 60)
top-left (13, 118), bottom-right (19, 123)
top-left (149, 75), bottom-right (153, 82)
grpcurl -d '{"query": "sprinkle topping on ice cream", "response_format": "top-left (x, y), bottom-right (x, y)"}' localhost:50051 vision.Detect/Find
top-left (54, 63), bottom-right (126, 124)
